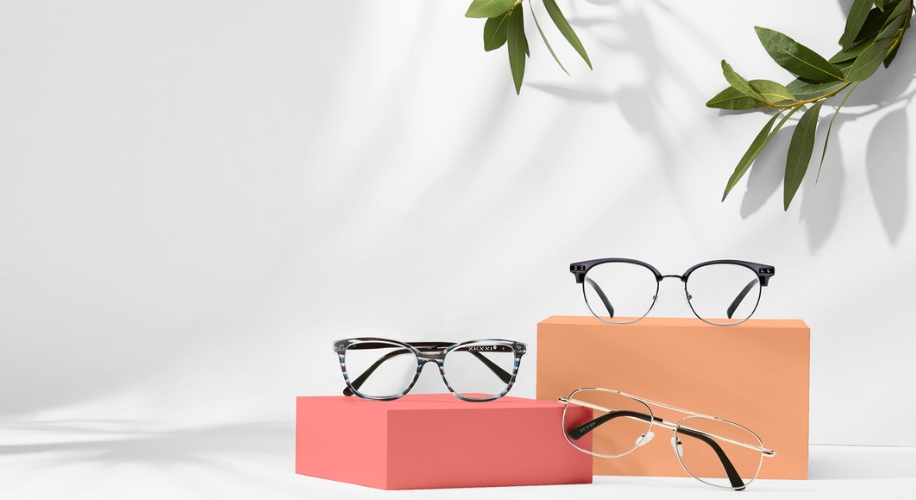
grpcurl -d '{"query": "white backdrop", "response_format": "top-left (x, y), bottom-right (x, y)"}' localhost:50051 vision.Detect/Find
top-left (2, 0), bottom-right (915, 449)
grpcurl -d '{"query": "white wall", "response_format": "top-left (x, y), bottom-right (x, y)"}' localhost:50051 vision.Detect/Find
top-left (1, 0), bottom-right (914, 446)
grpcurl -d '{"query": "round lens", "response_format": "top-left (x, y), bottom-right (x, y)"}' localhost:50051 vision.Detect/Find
top-left (562, 388), bottom-right (655, 458)
top-left (674, 416), bottom-right (764, 490)
top-left (442, 341), bottom-right (517, 400)
top-left (343, 340), bottom-right (419, 399)
top-left (582, 262), bottom-right (658, 324)
top-left (685, 263), bottom-right (761, 325)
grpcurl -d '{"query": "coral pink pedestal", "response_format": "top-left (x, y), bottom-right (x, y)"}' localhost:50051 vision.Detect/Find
top-left (295, 394), bottom-right (593, 490)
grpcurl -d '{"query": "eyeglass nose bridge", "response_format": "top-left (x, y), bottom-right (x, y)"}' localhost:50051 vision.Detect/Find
top-left (658, 274), bottom-right (694, 303)
top-left (416, 351), bottom-right (447, 375)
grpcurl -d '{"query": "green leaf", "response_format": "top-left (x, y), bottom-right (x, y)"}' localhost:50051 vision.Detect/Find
top-left (702, 76), bottom-right (795, 109)
top-left (507, 5), bottom-right (528, 94)
top-left (722, 106), bottom-right (800, 200)
top-left (721, 60), bottom-right (764, 100)
top-left (722, 113), bottom-right (779, 200)
top-left (886, 0), bottom-right (914, 22)
top-left (854, 5), bottom-right (897, 42)
top-left (484, 11), bottom-right (511, 51)
top-left (750, 79), bottom-right (796, 103)
top-left (830, 34), bottom-right (877, 63)
top-left (465, 0), bottom-right (516, 19)
top-left (784, 101), bottom-right (823, 210)
top-left (543, 0), bottom-right (592, 69)
top-left (840, 0), bottom-right (877, 50)
top-left (835, 59), bottom-right (857, 73)
top-left (706, 86), bottom-right (768, 110)
top-left (877, 11), bottom-right (906, 41)
top-left (817, 82), bottom-right (859, 182)
top-left (530, 3), bottom-right (568, 75)
top-left (755, 26), bottom-right (846, 82)
top-left (785, 78), bottom-right (847, 99)
top-left (885, 12), bottom-right (911, 67)
top-left (845, 36), bottom-right (895, 80)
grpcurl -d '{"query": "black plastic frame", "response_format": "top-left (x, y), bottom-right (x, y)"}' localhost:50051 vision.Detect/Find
top-left (331, 337), bottom-right (527, 402)
top-left (569, 258), bottom-right (775, 326)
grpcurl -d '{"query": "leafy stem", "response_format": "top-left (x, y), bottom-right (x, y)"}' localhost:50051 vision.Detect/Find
top-left (466, 0), bottom-right (591, 94)
top-left (709, 0), bottom-right (913, 210)
top-left (770, 82), bottom-right (852, 108)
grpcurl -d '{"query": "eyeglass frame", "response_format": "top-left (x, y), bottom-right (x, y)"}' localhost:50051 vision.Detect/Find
top-left (332, 337), bottom-right (527, 402)
top-left (569, 258), bottom-right (775, 326)
top-left (558, 387), bottom-right (776, 490)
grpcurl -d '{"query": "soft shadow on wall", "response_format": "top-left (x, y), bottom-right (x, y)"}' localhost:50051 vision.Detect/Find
top-left (866, 108), bottom-right (909, 244)
top-left (525, 0), bottom-right (709, 169)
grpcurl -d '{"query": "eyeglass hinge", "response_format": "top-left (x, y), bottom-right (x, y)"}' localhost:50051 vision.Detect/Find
top-left (570, 264), bottom-right (588, 283)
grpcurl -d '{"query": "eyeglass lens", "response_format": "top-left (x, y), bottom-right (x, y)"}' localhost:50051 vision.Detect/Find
top-left (674, 416), bottom-right (764, 489)
top-left (582, 262), bottom-right (761, 324)
top-left (342, 340), bottom-right (517, 400)
top-left (343, 340), bottom-right (419, 399)
top-left (562, 389), bottom-right (655, 457)
top-left (441, 342), bottom-right (517, 399)
top-left (684, 263), bottom-right (761, 325)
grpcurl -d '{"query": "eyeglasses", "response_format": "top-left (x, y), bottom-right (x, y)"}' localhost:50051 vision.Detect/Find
top-left (558, 388), bottom-right (776, 490)
top-left (332, 338), bottom-right (527, 402)
top-left (569, 258), bottom-right (775, 326)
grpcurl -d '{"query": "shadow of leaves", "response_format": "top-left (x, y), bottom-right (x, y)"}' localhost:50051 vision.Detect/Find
top-left (867, 107), bottom-right (910, 244)
top-left (0, 421), bottom-right (291, 467)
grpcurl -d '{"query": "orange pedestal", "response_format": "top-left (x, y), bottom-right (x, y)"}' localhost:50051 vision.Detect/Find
top-left (295, 394), bottom-right (593, 490)
top-left (536, 316), bottom-right (809, 480)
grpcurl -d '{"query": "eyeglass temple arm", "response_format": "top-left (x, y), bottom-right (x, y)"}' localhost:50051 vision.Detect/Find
top-left (343, 348), bottom-right (412, 396)
top-left (726, 279), bottom-right (758, 320)
top-left (560, 399), bottom-right (761, 490)
top-left (468, 351), bottom-right (512, 383)
top-left (675, 426), bottom-right (746, 490)
top-left (585, 277), bottom-right (614, 318)
top-left (565, 410), bottom-right (661, 440)
top-left (560, 397), bottom-right (776, 456)
top-left (342, 346), bottom-right (513, 396)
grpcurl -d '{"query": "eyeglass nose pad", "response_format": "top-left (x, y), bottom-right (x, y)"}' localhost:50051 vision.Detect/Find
top-left (635, 431), bottom-right (655, 447)
top-left (682, 290), bottom-right (694, 308)
top-left (671, 437), bottom-right (683, 457)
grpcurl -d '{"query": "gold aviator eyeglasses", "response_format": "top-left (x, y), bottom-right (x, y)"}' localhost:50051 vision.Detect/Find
top-left (558, 388), bottom-right (776, 490)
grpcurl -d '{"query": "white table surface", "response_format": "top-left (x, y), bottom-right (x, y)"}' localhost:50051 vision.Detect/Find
top-left (2, 421), bottom-right (914, 499)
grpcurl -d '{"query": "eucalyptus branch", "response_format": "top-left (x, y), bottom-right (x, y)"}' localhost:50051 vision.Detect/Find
top-left (709, 0), bottom-right (914, 210)
top-left (465, 0), bottom-right (591, 94)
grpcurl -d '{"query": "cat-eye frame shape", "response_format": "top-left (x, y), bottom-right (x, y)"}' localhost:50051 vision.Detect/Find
top-left (569, 258), bottom-right (775, 326)
top-left (332, 338), bottom-right (526, 402)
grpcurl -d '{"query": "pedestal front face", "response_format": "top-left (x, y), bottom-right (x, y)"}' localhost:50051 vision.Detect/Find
top-left (296, 394), bottom-right (593, 490)
top-left (537, 316), bottom-right (810, 480)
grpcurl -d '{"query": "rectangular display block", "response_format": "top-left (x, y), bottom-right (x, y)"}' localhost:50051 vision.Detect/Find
top-left (537, 316), bottom-right (809, 480)
top-left (296, 394), bottom-right (593, 490)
